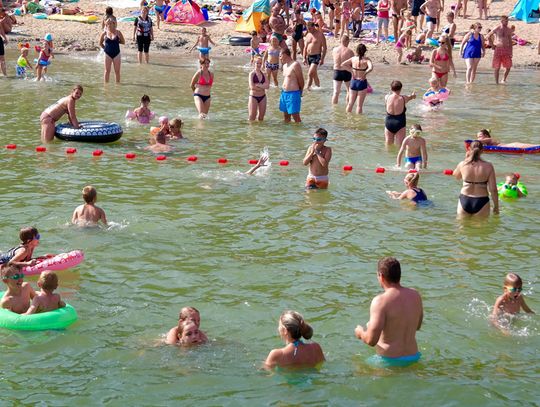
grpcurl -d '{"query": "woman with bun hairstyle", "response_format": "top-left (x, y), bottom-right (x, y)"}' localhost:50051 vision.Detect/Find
top-left (264, 310), bottom-right (325, 368)
top-left (453, 140), bottom-right (498, 217)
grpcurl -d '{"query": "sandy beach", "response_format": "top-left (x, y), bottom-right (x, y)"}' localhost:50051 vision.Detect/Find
top-left (3, 0), bottom-right (540, 68)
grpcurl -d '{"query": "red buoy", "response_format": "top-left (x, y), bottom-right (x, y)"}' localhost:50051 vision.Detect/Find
top-left (6, 144), bottom-right (16, 150)
top-left (92, 149), bottom-right (103, 157)
top-left (375, 167), bottom-right (385, 173)
top-left (125, 153), bottom-right (136, 160)
top-left (217, 158), bottom-right (228, 164)
top-left (248, 159), bottom-right (258, 165)
top-left (36, 146), bottom-right (47, 152)
top-left (66, 147), bottom-right (77, 154)
top-left (187, 155), bottom-right (198, 162)
top-left (408, 169), bottom-right (417, 173)
top-left (343, 165), bottom-right (353, 171)
top-left (443, 169), bottom-right (453, 175)
top-left (279, 160), bottom-right (289, 166)
top-left (156, 155), bottom-right (167, 161)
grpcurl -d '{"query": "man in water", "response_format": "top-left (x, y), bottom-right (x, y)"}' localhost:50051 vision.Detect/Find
top-left (303, 22), bottom-right (327, 90)
top-left (355, 257), bottom-right (423, 366)
top-left (486, 15), bottom-right (513, 84)
top-left (279, 48), bottom-right (304, 123)
top-left (331, 35), bottom-right (354, 104)
top-left (302, 128), bottom-right (332, 189)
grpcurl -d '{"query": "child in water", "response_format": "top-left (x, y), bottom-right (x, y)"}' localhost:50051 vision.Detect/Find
top-left (492, 273), bottom-right (534, 329)
top-left (145, 130), bottom-right (171, 153)
top-left (16, 44), bottom-right (33, 78)
top-left (1, 264), bottom-right (36, 314)
top-left (72, 186), bottom-right (108, 227)
top-left (0, 227), bottom-right (40, 267)
top-left (35, 33), bottom-right (54, 81)
top-left (396, 124), bottom-right (428, 170)
top-left (190, 27), bottom-right (216, 59)
top-left (165, 306), bottom-right (208, 346)
top-left (23, 271), bottom-right (65, 314)
top-left (168, 118), bottom-right (183, 139)
top-left (423, 76), bottom-right (450, 108)
top-left (387, 172), bottom-right (429, 204)
top-left (498, 173), bottom-right (527, 198)
top-left (129, 95), bottom-right (154, 124)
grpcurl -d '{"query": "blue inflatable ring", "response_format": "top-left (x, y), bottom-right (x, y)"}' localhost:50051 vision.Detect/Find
top-left (0, 292), bottom-right (77, 331)
top-left (55, 121), bottom-right (123, 143)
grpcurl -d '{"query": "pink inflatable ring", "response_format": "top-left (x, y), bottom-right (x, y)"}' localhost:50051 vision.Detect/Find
top-left (22, 250), bottom-right (84, 276)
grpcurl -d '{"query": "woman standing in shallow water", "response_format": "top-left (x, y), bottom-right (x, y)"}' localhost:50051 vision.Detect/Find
top-left (191, 58), bottom-right (214, 119)
top-left (264, 310), bottom-right (325, 369)
top-left (453, 140), bottom-right (499, 218)
top-left (248, 56), bottom-right (270, 121)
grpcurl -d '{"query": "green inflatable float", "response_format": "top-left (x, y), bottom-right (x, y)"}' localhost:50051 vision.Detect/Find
top-left (497, 182), bottom-right (528, 199)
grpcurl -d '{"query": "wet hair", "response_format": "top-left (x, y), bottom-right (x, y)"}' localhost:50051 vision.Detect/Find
top-left (504, 273), bottom-right (522, 287)
top-left (315, 128), bottom-right (328, 138)
top-left (170, 118), bottom-right (183, 130)
top-left (478, 128), bottom-right (491, 138)
top-left (82, 186), bottom-right (97, 204)
top-left (390, 80), bottom-right (403, 92)
top-left (356, 43), bottom-right (367, 57)
top-left (105, 6), bottom-right (114, 16)
top-left (72, 84), bottom-right (83, 93)
top-left (179, 306), bottom-right (200, 322)
top-left (280, 310), bottom-right (313, 340)
top-left (155, 131), bottom-right (167, 144)
top-left (1, 263), bottom-right (22, 280)
top-left (141, 94), bottom-right (150, 104)
top-left (465, 140), bottom-right (483, 164)
top-left (20, 227), bottom-right (39, 244)
top-left (377, 257), bottom-right (401, 283)
top-left (39, 271), bottom-right (58, 291)
top-left (405, 172), bottom-right (420, 187)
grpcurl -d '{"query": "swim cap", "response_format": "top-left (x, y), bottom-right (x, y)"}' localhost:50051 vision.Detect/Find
top-left (159, 116), bottom-right (169, 124)
top-left (44, 33), bottom-right (53, 42)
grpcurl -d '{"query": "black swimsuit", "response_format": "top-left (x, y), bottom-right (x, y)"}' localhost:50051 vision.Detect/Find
top-left (385, 96), bottom-right (407, 134)
top-left (104, 35), bottom-right (121, 59)
top-left (293, 22), bottom-right (305, 42)
top-left (459, 180), bottom-right (490, 214)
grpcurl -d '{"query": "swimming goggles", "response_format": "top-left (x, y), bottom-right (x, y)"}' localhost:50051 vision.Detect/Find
top-left (506, 287), bottom-right (522, 293)
top-left (6, 273), bottom-right (25, 280)
top-left (34, 234), bottom-right (40, 241)
top-left (312, 137), bottom-right (326, 142)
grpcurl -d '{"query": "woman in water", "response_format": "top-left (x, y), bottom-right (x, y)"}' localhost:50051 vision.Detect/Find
top-left (248, 56), bottom-right (270, 121)
top-left (453, 140), bottom-right (499, 217)
top-left (343, 43), bottom-right (373, 114)
top-left (460, 23), bottom-right (485, 84)
top-left (99, 19), bottom-right (125, 83)
top-left (384, 80), bottom-right (416, 146)
top-left (190, 58), bottom-right (214, 119)
top-left (429, 35), bottom-right (455, 88)
top-left (40, 85), bottom-right (83, 143)
top-left (264, 310), bottom-right (325, 369)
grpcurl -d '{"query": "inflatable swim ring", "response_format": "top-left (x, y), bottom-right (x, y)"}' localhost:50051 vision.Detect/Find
top-left (125, 110), bottom-right (155, 124)
top-left (22, 250), bottom-right (84, 276)
top-left (55, 121), bottom-right (123, 143)
top-left (423, 88), bottom-right (450, 104)
top-left (229, 36), bottom-right (251, 46)
top-left (464, 140), bottom-right (540, 155)
top-left (0, 293), bottom-right (77, 330)
top-left (427, 38), bottom-right (439, 47)
top-left (497, 182), bottom-right (528, 199)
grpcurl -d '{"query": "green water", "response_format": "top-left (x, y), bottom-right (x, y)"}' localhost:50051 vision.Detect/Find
top-left (0, 51), bottom-right (539, 406)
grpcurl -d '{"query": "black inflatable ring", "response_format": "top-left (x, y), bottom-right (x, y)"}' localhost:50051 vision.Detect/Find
top-left (55, 121), bottom-right (123, 143)
top-left (229, 36), bottom-right (252, 46)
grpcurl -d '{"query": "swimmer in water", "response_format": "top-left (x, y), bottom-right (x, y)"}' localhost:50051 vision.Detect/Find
top-left (497, 173), bottom-right (526, 198)
top-left (303, 128), bottom-right (332, 189)
top-left (491, 273), bottom-right (534, 331)
top-left (131, 94), bottom-right (153, 124)
top-left (387, 172), bottom-right (429, 205)
top-left (396, 124), bottom-right (428, 171)
top-left (165, 306), bottom-right (208, 345)
top-left (72, 186), bottom-right (108, 227)
top-left (264, 310), bottom-right (325, 369)
top-left (23, 271), bottom-right (66, 315)
top-left (245, 153), bottom-right (269, 175)
top-left (145, 129), bottom-right (171, 153)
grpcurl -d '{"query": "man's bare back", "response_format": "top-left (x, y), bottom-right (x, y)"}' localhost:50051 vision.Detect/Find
top-left (72, 203), bottom-right (107, 226)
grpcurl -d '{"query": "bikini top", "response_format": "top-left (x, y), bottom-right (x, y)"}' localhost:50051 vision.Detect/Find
top-left (464, 179), bottom-right (488, 185)
top-left (435, 51), bottom-right (449, 61)
top-left (292, 339), bottom-right (303, 357)
top-left (268, 49), bottom-right (280, 57)
top-left (252, 72), bottom-right (265, 84)
top-left (198, 71), bottom-right (213, 86)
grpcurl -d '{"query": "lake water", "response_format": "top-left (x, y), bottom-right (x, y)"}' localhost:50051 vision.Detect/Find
top-left (0, 50), bottom-right (539, 405)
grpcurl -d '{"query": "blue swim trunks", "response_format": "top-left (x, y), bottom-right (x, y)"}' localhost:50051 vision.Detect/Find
top-left (368, 352), bottom-right (421, 368)
top-left (405, 156), bottom-right (422, 164)
top-left (155, 5), bottom-right (165, 13)
top-left (279, 90), bottom-right (302, 115)
top-left (197, 47), bottom-right (211, 55)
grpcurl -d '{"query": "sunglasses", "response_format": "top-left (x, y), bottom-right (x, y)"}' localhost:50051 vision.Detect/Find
top-left (6, 273), bottom-right (25, 280)
top-left (313, 137), bottom-right (326, 142)
top-left (506, 287), bottom-right (522, 293)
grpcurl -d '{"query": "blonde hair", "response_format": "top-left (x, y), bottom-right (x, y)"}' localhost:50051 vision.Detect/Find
top-left (170, 118), bottom-right (183, 130)
top-left (82, 186), bottom-right (97, 204)
top-left (39, 271), bottom-right (58, 291)
top-left (504, 273), bottom-right (522, 287)
top-left (405, 172), bottom-right (420, 187)
top-left (280, 310), bottom-right (313, 340)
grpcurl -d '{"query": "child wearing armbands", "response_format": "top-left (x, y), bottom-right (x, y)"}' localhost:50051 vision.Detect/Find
top-left (165, 306), bottom-right (208, 346)
top-left (386, 172), bottom-right (429, 205)
top-left (127, 94), bottom-right (154, 124)
top-left (396, 124), bottom-right (428, 170)
top-left (1, 264), bottom-right (36, 314)
top-left (72, 186), bottom-right (108, 227)
top-left (23, 271), bottom-right (65, 314)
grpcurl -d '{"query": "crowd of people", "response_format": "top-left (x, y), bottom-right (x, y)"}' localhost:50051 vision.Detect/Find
top-left (0, 0), bottom-right (537, 371)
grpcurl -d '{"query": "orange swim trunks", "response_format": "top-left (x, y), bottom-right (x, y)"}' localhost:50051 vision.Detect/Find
top-left (492, 47), bottom-right (512, 69)
top-left (306, 174), bottom-right (329, 189)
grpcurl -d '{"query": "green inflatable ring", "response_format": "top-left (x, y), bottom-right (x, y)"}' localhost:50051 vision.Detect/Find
top-left (0, 292), bottom-right (77, 330)
top-left (497, 181), bottom-right (528, 199)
